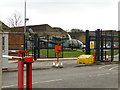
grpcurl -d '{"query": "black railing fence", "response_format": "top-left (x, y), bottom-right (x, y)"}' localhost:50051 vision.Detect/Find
top-left (27, 34), bottom-right (64, 61)
top-left (86, 29), bottom-right (120, 62)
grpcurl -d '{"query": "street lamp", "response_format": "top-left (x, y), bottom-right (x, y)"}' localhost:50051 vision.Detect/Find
top-left (24, 0), bottom-right (29, 50)
top-left (24, 0), bottom-right (26, 34)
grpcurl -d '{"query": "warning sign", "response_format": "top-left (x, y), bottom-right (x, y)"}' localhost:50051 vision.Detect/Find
top-left (90, 41), bottom-right (94, 49)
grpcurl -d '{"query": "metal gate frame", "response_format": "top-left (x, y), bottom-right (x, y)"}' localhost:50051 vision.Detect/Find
top-left (29, 34), bottom-right (64, 61)
top-left (85, 29), bottom-right (120, 62)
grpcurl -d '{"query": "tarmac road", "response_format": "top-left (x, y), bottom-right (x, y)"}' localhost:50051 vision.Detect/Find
top-left (2, 59), bottom-right (119, 89)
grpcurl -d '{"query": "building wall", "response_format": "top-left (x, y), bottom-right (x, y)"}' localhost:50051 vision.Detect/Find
top-left (2, 33), bottom-right (8, 69)
top-left (0, 32), bottom-right (2, 90)
top-left (8, 33), bottom-right (25, 50)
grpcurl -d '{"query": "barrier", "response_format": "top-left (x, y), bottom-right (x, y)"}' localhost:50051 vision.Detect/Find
top-left (77, 55), bottom-right (94, 64)
top-left (3, 50), bottom-right (33, 89)
top-left (8, 50), bottom-right (20, 53)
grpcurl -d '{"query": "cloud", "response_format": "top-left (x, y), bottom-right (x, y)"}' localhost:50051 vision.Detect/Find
top-left (0, 0), bottom-right (118, 30)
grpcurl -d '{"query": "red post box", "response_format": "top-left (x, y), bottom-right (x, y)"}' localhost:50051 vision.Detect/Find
top-left (55, 43), bottom-right (62, 53)
top-left (55, 43), bottom-right (62, 65)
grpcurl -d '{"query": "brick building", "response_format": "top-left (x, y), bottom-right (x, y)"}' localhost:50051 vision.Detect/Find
top-left (8, 33), bottom-right (25, 50)
top-left (0, 21), bottom-right (9, 32)
top-left (10, 24), bottom-right (66, 33)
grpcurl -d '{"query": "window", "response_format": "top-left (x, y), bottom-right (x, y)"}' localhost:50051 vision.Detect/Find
top-left (2, 37), bottom-right (4, 51)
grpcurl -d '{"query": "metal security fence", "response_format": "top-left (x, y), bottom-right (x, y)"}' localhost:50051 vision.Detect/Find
top-left (27, 34), bottom-right (64, 60)
top-left (85, 29), bottom-right (120, 62)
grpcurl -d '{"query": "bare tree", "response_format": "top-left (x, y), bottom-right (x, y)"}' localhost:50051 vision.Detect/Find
top-left (8, 11), bottom-right (22, 27)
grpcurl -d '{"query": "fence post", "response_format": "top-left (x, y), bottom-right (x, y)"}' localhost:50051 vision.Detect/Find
top-left (105, 32), bottom-right (107, 61)
top-left (24, 34), bottom-right (26, 50)
top-left (101, 31), bottom-right (104, 62)
top-left (37, 38), bottom-right (40, 58)
top-left (61, 37), bottom-right (63, 58)
top-left (55, 36), bottom-right (56, 58)
top-left (96, 29), bottom-right (100, 61)
top-left (85, 30), bottom-right (90, 54)
top-left (32, 37), bottom-right (34, 57)
top-left (25, 37), bottom-right (27, 50)
top-left (111, 31), bottom-right (114, 62)
top-left (47, 35), bottom-right (49, 58)
top-left (34, 34), bottom-right (37, 61)
top-left (118, 31), bottom-right (120, 62)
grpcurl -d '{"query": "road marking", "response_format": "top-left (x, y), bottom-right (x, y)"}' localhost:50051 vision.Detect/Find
top-left (2, 84), bottom-right (17, 88)
top-left (89, 73), bottom-right (110, 78)
top-left (88, 75), bottom-right (92, 77)
top-left (2, 79), bottom-right (63, 88)
top-left (109, 66), bottom-right (118, 70)
top-left (32, 79), bottom-right (63, 84)
top-left (97, 74), bottom-right (105, 76)
top-left (105, 73), bottom-right (110, 75)
top-left (98, 65), bottom-right (112, 69)
top-left (87, 66), bottom-right (91, 68)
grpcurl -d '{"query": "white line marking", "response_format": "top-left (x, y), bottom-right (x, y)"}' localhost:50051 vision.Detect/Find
top-left (2, 84), bottom-right (17, 88)
top-left (32, 79), bottom-right (63, 84)
top-left (89, 75), bottom-right (92, 77)
top-left (2, 79), bottom-right (63, 88)
top-left (89, 73), bottom-right (111, 78)
top-left (105, 73), bottom-right (110, 75)
top-left (97, 74), bottom-right (105, 76)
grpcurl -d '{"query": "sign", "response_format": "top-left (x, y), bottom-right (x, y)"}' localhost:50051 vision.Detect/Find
top-left (55, 43), bottom-right (62, 53)
top-left (108, 42), bottom-right (111, 47)
top-left (90, 41), bottom-right (94, 49)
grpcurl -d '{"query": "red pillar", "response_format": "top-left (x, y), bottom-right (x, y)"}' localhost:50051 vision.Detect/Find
top-left (18, 60), bottom-right (24, 89)
top-left (26, 63), bottom-right (32, 89)
top-left (57, 53), bottom-right (59, 63)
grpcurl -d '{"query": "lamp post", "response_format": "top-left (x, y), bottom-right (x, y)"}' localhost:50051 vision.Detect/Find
top-left (24, 0), bottom-right (29, 50)
top-left (24, 0), bottom-right (26, 34)
top-left (119, 2), bottom-right (120, 62)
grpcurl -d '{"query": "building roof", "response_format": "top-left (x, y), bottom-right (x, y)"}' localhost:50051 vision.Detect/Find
top-left (0, 21), bottom-right (9, 32)
top-left (10, 24), bottom-right (66, 33)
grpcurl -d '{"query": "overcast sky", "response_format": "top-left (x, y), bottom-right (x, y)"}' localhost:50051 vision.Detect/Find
top-left (0, 0), bottom-right (119, 31)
